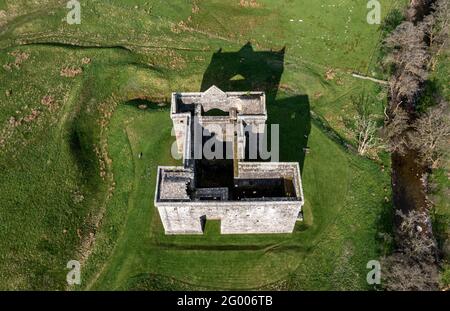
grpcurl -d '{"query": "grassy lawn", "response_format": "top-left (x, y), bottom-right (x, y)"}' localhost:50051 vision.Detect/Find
top-left (428, 49), bottom-right (450, 286)
top-left (85, 100), bottom-right (389, 290)
top-left (0, 0), bottom-right (406, 290)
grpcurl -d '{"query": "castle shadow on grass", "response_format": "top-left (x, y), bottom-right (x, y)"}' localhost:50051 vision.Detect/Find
top-left (200, 42), bottom-right (311, 172)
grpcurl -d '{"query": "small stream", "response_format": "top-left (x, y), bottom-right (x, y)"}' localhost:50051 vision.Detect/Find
top-left (391, 150), bottom-right (427, 217)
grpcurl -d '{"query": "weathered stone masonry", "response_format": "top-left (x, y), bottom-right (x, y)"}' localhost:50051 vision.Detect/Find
top-left (155, 86), bottom-right (304, 234)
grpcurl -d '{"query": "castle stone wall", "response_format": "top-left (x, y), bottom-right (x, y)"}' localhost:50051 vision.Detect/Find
top-left (156, 86), bottom-right (304, 235)
top-left (156, 201), bottom-right (301, 234)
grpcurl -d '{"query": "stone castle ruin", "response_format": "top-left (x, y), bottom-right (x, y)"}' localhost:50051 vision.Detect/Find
top-left (155, 86), bottom-right (304, 234)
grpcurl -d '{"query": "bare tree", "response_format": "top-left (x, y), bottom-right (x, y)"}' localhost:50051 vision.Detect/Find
top-left (356, 116), bottom-right (378, 155)
top-left (407, 0), bottom-right (435, 23)
top-left (409, 102), bottom-right (450, 168)
top-left (423, 0), bottom-right (450, 70)
top-left (382, 252), bottom-right (440, 291)
top-left (352, 95), bottom-right (381, 155)
top-left (382, 210), bottom-right (440, 291)
top-left (384, 21), bottom-right (430, 107)
top-left (383, 106), bottom-right (410, 155)
top-left (424, 0), bottom-right (449, 45)
top-left (395, 210), bottom-right (438, 259)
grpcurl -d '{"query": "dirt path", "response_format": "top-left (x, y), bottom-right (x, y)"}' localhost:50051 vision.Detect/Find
top-left (351, 73), bottom-right (388, 85)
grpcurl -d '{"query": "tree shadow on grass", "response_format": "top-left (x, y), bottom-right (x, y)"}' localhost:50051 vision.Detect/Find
top-left (375, 200), bottom-right (395, 257)
top-left (124, 98), bottom-right (166, 111)
top-left (68, 121), bottom-right (98, 182)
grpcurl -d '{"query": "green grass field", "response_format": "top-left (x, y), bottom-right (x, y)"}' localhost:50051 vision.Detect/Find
top-left (0, 0), bottom-right (411, 290)
top-left (86, 101), bottom-right (390, 290)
